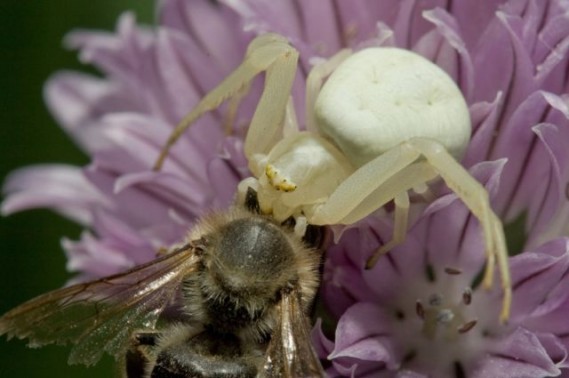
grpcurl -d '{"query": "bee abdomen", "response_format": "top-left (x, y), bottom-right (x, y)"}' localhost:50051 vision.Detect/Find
top-left (152, 330), bottom-right (258, 378)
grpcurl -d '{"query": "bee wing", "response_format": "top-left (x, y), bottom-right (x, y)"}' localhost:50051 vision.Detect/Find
top-left (0, 244), bottom-right (199, 366)
top-left (263, 288), bottom-right (325, 377)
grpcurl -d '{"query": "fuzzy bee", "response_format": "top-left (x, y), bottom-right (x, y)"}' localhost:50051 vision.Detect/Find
top-left (0, 190), bottom-right (326, 377)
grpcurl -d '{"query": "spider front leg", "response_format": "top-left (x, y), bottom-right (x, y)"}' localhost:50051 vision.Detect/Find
top-left (405, 137), bottom-right (511, 323)
top-left (307, 142), bottom-right (435, 224)
top-left (153, 33), bottom-right (299, 170)
top-left (305, 49), bottom-right (352, 133)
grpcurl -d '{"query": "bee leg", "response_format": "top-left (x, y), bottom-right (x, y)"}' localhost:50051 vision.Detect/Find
top-left (244, 186), bottom-right (261, 214)
top-left (124, 331), bottom-right (162, 378)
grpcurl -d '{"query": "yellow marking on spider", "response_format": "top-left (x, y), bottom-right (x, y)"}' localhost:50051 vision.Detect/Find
top-left (265, 165), bottom-right (297, 192)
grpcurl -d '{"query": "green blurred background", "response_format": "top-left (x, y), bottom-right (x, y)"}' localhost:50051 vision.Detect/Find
top-left (0, 1), bottom-right (153, 376)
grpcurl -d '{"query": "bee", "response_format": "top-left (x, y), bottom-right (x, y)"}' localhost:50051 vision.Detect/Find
top-left (0, 189), bottom-right (326, 377)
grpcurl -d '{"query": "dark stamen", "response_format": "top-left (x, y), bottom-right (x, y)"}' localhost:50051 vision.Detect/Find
top-left (454, 361), bottom-right (466, 378)
top-left (395, 309), bottom-right (405, 320)
top-left (444, 267), bottom-right (462, 275)
top-left (425, 264), bottom-right (436, 282)
top-left (458, 320), bottom-right (477, 334)
top-left (462, 287), bottom-right (472, 305)
top-left (416, 300), bottom-right (425, 319)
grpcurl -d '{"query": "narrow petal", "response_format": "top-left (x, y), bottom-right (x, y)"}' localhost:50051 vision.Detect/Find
top-left (90, 209), bottom-right (158, 265)
top-left (311, 318), bottom-right (335, 359)
top-left (492, 91), bottom-right (569, 225)
top-left (472, 327), bottom-right (562, 378)
top-left (115, 171), bottom-right (211, 220)
top-left (419, 8), bottom-right (474, 100)
top-left (463, 93), bottom-right (502, 166)
top-left (65, 13), bottom-right (152, 86)
top-left (2, 165), bottom-right (107, 225)
top-left (322, 223), bottom-right (380, 317)
top-left (94, 112), bottom-right (219, 182)
top-left (206, 137), bottom-right (248, 208)
top-left (472, 10), bottom-right (537, 127)
top-left (159, 0), bottom-right (249, 72)
top-left (442, 1), bottom-right (502, 50)
top-left (330, 302), bottom-right (397, 370)
top-left (506, 247), bottom-right (569, 322)
top-left (44, 71), bottom-right (136, 152)
top-left (525, 123), bottom-right (569, 244)
top-left (534, 332), bottom-right (568, 368)
top-left (62, 232), bottom-right (135, 280)
top-left (83, 165), bottom-right (183, 229)
top-left (537, 17), bottom-right (569, 93)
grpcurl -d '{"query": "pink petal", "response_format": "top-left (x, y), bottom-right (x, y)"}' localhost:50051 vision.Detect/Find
top-left (160, 0), bottom-right (249, 72)
top-left (2, 165), bottom-right (106, 225)
top-left (506, 247), bottom-right (569, 322)
top-left (492, 91), bottom-right (569, 225)
top-left (473, 327), bottom-right (562, 378)
top-left (463, 93), bottom-right (502, 166)
top-left (115, 171), bottom-right (211, 220)
top-left (65, 13), bottom-right (152, 86)
top-left (311, 318), bottom-right (335, 358)
top-left (62, 232), bottom-right (135, 280)
top-left (44, 71), bottom-right (136, 152)
top-left (419, 8), bottom-right (474, 100)
top-left (472, 10), bottom-right (536, 124)
top-left (330, 302), bottom-right (396, 368)
top-left (83, 165), bottom-right (181, 229)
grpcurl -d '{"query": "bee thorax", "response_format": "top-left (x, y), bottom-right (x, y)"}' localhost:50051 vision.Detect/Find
top-left (212, 217), bottom-right (296, 280)
top-left (182, 216), bottom-right (303, 340)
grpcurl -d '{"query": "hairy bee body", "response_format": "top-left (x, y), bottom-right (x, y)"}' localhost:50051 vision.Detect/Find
top-left (0, 191), bottom-right (326, 377)
top-left (127, 208), bottom-right (322, 377)
top-left (183, 211), bottom-right (320, 342)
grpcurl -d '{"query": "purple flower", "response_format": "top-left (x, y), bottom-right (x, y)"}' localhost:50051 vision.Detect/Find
top-left (229, 0), bottom-right (569, 250)
top-left (3, 5), bottom-right (252, 282)
top-left (317, 163), bottom-right (569, 376)
top-left (3, 1), bottom-right (569, 377)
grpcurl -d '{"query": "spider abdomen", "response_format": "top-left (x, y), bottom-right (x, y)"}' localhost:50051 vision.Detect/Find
top-left (315, 47), bottom-right (471, 167)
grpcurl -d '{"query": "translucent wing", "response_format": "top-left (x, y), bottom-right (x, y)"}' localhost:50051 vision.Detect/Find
top-left (263, 288), bottom-right (325, 377)
top-left (0, 244), bottom-right (199, 366)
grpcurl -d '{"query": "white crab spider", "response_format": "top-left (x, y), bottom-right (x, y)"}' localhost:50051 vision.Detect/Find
top-left (154, 33), bottom-right (511, 322)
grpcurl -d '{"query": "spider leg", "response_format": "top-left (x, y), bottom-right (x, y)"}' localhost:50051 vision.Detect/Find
top-left (308, 160), bottom-right (437, 271)
top-left (406, 137), bottom-right (511, 323)
top-left (153, 33), bottom-right (299, 170)
top-left (222, 84), bottom-right (251, 136)
top-left (307, 158), bottom-right (436, 279)
top-left (366, 191), bottom-right (410, 267)
top-left (282, 96), bottom-right (300, 138)
top-left (305, 49), bottom-right (352, 133)
top-left (307, 142), bottom-right (426, 224)
top-left (244, 38), bottom-right (299, 158)
top-left (307, 138), bottom-right (511, 322)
